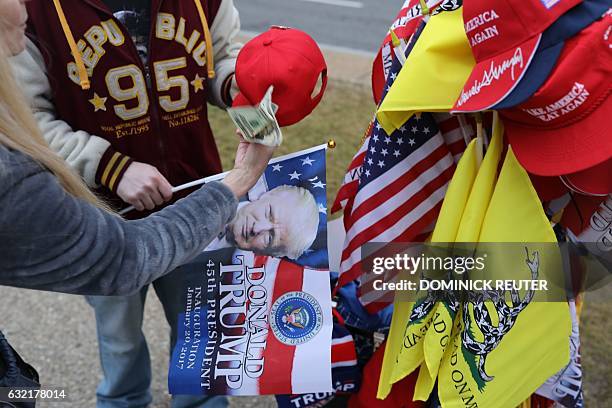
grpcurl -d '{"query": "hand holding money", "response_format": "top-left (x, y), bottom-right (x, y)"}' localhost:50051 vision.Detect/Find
top-left (227, 86), bottom-right (283, 147)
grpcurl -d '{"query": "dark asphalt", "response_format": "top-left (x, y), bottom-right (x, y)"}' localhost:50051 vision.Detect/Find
top-left (234, 0), bottom-right (401, 54)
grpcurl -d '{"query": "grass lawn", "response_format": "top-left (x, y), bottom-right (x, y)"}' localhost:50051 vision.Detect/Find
top-left (209, 80), bottom-right (610, 407)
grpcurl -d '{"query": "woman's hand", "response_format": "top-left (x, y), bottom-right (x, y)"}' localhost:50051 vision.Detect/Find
top-left (223, 134), bottom-right (275, 198)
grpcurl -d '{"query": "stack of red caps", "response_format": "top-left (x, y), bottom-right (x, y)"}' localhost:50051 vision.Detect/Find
top-left (500, 11), bottom-right (612, 197)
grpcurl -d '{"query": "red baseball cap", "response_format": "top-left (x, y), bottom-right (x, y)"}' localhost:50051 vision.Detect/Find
top-left (452, 0), bottom-right (582, 112)
top-left (500, 13), bottom-right (612, 176)
top-left (233, 27), bottom-right (327, 127)
top-left (371, 0), bottom-right (427, 105)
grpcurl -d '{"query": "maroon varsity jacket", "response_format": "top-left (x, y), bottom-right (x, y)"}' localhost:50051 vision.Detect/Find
top-left (26, 0), bottom-right (231, 215)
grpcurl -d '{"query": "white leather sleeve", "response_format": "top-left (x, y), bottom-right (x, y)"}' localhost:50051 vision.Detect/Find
top-left (207, 0), bottom-right (242, 109)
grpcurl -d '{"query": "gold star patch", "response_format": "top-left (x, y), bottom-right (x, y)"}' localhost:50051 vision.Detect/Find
top-left (89, 93), bottom-right (108, 112)
top-left (191, 73), bottom-right (205, 93)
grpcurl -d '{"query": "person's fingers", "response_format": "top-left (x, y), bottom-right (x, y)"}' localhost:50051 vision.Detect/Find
top-left (132, 199), bottom-right (145, 212)
top-left (157, 180), bottom-right (173, 202)
top-left (148, 187), bottom-right (165, 206)
top-left (140, 194), bottom-right (156, 210)
top-left (236, 129), bottom-right (245, 141)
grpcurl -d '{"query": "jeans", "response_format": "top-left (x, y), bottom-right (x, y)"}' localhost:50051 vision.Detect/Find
top-left (86, 266), bottom-right (228, 408)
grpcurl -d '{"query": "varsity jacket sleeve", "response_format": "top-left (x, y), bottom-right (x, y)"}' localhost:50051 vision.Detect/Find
top-left (0, 146), bottom-right (238, 296)
top-left (207, 0), bottom-right (242, 109)
top-left (10, 38), bottom-right (131, 191)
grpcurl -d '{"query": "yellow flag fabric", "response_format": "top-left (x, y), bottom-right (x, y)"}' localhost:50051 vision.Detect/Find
top-left (377, 139), bottom-right (479, 399)
top-left (455, 117), bottom-right (504, 243)
top-left (376, 8), bottom-right (475, 134)
top-left (413, 119), bottom-right (504, 400)
top-left (437, 147), bottom-right (571, 408)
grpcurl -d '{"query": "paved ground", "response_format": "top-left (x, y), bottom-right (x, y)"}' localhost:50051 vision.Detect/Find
top-left (235, 0), bottom-right (399, 53)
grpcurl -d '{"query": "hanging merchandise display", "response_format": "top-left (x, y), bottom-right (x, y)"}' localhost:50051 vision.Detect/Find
top-left (331, 0), bottom-right (611, 407)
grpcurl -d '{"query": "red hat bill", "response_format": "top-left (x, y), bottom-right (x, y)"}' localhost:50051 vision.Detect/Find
top-left (562, 158), bottom-right (612, 196)
top-left (452, 0), bottom-right (582, 112)
top-left (233, 27), bottom-right (327, 127)
top-left (500, 13), bottom-right (612, 176)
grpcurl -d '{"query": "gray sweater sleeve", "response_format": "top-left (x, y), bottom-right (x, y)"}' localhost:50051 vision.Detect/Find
top-left (0, 147), bottom-right (238, 296)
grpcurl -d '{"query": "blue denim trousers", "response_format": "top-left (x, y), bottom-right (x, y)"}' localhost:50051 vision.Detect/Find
top-left (86, 266), bottom-right (228, 408)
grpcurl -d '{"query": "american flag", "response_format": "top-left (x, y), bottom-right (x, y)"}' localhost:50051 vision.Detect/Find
top-left (339, 115), bottom-right (456, 311)
top-left (332, 29), bottom-right (472, 311)
top-left (331, 120), bottom-right (372, 221)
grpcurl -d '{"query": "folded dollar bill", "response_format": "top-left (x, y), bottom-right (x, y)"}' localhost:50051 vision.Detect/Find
top-left (227, 86), bottom-right (283, 147)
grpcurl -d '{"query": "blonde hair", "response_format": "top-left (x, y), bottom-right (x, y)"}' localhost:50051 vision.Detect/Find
top-left (0, 38), bottom-right (108, 210)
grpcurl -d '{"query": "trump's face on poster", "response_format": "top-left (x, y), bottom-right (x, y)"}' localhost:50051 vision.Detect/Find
top-left (225, 185), bottom-right (319, 259)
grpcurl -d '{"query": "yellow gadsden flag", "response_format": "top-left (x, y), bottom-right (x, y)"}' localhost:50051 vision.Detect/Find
top-left (437, 147), bottom-right (571, 408)
top-left (376, 8), bottom-right (475, 135)
top-left (413, 118), bottom-right (504, 401)
top-left (377, 138), bottom-right (479, 399)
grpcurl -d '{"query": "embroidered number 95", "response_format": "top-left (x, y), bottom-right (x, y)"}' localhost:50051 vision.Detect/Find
top-left (104, 59), bottom-right (190, 120)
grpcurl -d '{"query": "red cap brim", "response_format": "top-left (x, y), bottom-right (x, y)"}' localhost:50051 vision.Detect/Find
top-left (561, 158), bottom-right (612, 196)
top-left (506, 95), bottom-right (612, 176)
top-left (453, 35), bottom-right (540, 112)
top-left (529, 174), bottom-right (568, 202)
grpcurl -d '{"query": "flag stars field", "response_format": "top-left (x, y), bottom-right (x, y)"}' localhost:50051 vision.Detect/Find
top-left (312, 180), bottom-right (326, 189)
top-left (301, 156), bottom-right (315, 166)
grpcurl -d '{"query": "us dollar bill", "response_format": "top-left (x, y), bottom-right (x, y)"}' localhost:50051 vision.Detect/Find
top-left (227, 86), bottom-right (283, 146)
